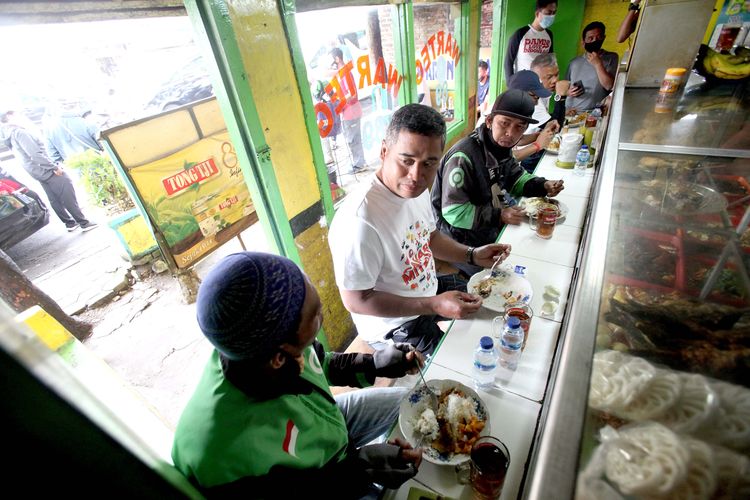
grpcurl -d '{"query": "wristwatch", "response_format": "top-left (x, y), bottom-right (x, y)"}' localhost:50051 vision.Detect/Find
top-left (554, 94), bottom-right (566, 102)
top-left (628, 2), bottom-right (640, 11)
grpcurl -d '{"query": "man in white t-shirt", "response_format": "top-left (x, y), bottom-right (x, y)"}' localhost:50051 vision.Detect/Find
top-left (329, 104), bottom-right (511, 355)
top-left (504, 0), bottom-right (557, 85)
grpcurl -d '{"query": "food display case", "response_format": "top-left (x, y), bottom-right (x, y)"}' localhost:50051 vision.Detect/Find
top-left (524, 73), bottom-right (750, 499)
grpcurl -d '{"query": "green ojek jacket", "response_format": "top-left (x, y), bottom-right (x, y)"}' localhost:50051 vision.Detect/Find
top-left (172, 343), bottom-right (377, 497)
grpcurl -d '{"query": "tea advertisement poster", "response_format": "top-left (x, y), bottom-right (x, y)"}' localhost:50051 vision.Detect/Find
top-left (129, 131), bottom-right (255, 268)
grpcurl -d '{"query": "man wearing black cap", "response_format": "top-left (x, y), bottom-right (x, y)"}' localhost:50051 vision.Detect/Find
top-left (507, 69), bottom-right (559, 167)
top-left (173, 252), bottom-right (424, 497)
top-left (431, 89), bottom-right (564, 276)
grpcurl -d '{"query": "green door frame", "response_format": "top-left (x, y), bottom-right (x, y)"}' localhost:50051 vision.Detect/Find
top-left (183, 0), bottom-right (302, 266)
top-left (280, 0), bottom-right (473, 210)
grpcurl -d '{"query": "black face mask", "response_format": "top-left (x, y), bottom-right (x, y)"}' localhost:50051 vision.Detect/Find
top-left (584, 40), bottom-right (604, 53)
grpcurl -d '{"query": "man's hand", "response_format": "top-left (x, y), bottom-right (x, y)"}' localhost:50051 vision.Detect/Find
top-left (586, 50), bottom-right (603, 68)
top-left (430, 291), bottom-right (482, 319)
top-left (54, 167), bottom-right (64, 176)
top-left (357, 441), bottom-right (420, 489)
top-left (373, 343), bottom-right (425, 377)
top-left (473, 243), bottom-right (511, 269)
top-left (555, 80), bottom-right (571, 97)
top-left (544, 120), bottom-right (560, 134)
top-left (569, 84), bottom-right (584, 98)
top-left (501, 206), bottom-right (526, 225)
top-left (537, 126), bottom-right (556, 149)
top-left (389, 438), bottom-right (423, 468)
top-left (544, 180), bottom-right (565, 197)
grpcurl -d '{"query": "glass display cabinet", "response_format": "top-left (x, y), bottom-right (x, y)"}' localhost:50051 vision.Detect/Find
top-left (524, 73), bottom-right (750, 499)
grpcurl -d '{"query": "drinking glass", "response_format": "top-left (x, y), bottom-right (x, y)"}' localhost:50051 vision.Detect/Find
top-left (504, 304), bottom-right (533, 350)
top-left (535, 207), bottom-right (558, 239)
top-left (469, 436), bottom-right (510, 500)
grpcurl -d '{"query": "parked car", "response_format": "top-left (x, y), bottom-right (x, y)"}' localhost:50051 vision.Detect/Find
top-left (0, 171), bottom-right (49, 251)
top-left (144, 56), bottom-right (214, 114)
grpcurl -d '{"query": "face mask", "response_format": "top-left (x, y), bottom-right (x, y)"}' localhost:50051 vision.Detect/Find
top-left (540, 14), bottom-right (555, 29)
top-left (585, 40), bottom-right (604, 53)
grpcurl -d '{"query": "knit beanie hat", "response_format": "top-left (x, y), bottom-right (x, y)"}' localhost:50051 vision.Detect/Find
top-left (196, 252), bottom-right (307, 362)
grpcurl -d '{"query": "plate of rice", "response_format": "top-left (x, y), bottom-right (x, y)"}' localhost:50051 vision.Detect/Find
top-left (467, 265), bottom-right (533, 312)
top-left (399, 379), bottom-right (490, 465)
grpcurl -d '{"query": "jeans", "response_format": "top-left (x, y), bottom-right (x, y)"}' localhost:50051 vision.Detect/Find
top-left (39, 172), bottom-right (89, 227)
top-left (335, 386), bottom-right (408, 448)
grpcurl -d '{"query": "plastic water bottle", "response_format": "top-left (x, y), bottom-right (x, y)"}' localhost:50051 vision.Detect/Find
top-left (499, 316), bottom-right (524, 371)
top-left (473, 336), bottom-right (498, 390)
top-left (574, 144), bottom-right (590, 177)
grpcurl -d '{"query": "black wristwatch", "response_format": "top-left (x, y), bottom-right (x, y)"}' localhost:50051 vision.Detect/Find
top-left (628, 2), bottom-right (640, 11)
top-left (554, 94), bottom-right (566, 102)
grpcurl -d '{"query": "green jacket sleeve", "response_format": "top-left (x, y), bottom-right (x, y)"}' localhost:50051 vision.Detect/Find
top-left (440, 152), bottom-right (500, 231)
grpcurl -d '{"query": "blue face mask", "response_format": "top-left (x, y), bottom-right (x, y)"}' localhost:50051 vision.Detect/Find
top-left (540, 14), bottom-right (555, 29)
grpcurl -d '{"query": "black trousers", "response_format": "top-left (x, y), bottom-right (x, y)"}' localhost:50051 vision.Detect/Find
top-left (39, 173), bottom-right (89, 227)
top-left (384, 274), bottom-right (468, 356)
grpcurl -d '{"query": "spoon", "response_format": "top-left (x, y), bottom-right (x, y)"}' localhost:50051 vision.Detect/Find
top-left (476, 255), bottom-right (504, 291)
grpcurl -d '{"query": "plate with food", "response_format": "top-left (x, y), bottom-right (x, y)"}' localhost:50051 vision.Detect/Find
top-left (518, 197), bottom-right (568, 223)
top-left (639, 180), bottom-right (727, 215)
top-left (400, 379), bottom-right (490, 465)
top-left (467, 266), bottom-right (533, 312)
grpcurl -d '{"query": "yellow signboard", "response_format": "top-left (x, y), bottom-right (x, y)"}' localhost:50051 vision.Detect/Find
top-left (128, 132), bottom-right (255, 268)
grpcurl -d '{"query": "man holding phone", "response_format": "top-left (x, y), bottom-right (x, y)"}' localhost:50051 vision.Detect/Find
top-left (566, 21), bottom-right (619, 112)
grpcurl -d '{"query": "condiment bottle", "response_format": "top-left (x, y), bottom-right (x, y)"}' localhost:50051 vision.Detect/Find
top-left (659, 68), bottom-right (686, 94)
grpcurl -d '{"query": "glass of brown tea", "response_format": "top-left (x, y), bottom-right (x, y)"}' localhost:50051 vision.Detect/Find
top-left (470, 436), bottom-right (510, 500)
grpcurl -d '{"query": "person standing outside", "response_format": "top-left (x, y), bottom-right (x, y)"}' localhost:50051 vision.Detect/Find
top-left (477, 60), bottom-right (491, 120)
top-left (44, 106), bottom-right (102, 164)
top-left (504, 0), bottom-right (557, 84)
top-left (431, 90), bottom-right (564, 276)
top-left (0, 110), bottom-right (97, 232)
top-left (330, 47), bottom-right (367, 174)
top-left (328, 104), bottom-right (511, 355)
top-left (566, 21), bottom-right (619, 113)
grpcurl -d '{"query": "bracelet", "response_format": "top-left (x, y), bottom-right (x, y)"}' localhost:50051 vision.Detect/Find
top-left (532, 141), bottom-right (541, 152)
top-left (466, 246), bottom-right (475, 265)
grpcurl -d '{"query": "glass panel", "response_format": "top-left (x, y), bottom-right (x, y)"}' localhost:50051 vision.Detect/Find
top-left (619, 84), bottom-right (750, 149)
top-left (478, 0), bottom-right (493, 121)
top-left (413, 2), bottom-right (462, 124)
top-left (576, 148), bottom-right (750, 499)
top-left (295, 5), bottom-right (399, 203)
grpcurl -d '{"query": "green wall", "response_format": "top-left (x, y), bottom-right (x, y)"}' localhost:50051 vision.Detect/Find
top-left (495, 0), bottom-right (586, 92)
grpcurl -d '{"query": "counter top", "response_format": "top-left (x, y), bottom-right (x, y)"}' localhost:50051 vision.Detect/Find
top-left (383, 151), bottom-right (596, 499)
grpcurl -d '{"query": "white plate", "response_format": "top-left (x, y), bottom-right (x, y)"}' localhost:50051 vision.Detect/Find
top-left (399, 379), bottom-right (490, 466)
top-left (518, 197), bottom-right (569, 223)
top-left (468, 269), bottom-right (533, 312)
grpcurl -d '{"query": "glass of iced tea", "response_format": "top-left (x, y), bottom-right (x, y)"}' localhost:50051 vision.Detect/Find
top-left (504, 304), bottom-right (533, 350)
top-left (535, 206), bottom-right (558, 239)
top-left (470, 436), bottom-right (510, 500)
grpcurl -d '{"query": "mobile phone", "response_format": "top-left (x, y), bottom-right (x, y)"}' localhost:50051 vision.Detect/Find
top-left (573, 80), bottom-right (584, 93)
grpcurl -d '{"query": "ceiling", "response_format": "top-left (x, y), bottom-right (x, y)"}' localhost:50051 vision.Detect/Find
top-left (0, 1), bottom-right (187, 25)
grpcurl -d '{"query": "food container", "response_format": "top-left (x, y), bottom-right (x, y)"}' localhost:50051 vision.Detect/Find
top-left (556, 133), bottom-right (583, 167)
top-left (658, 68), bottom-right (686, 94)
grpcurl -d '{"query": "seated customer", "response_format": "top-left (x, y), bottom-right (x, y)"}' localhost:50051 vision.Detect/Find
top-left (172, 252), bottom-right (424, 498)
top-left (431, 90), bottom-right (564, 276)
top-left (507, 70), bottom-right (559, 170)
top-left (329, 104), bottom-right (511, 355)
top-left (566, 21), bottom-right (619, 112)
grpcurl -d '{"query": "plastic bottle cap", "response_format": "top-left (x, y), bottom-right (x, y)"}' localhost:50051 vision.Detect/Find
top-left (514, 265), bottom-right (526, 275)
top-left (507, 316), bottom-right (521, 328)
top-left (665, 68), bottom-right (686, 76)
top-left (580, 145), bottom-right (588, 150)
top-left (480, 336), bottom-right (494, 349)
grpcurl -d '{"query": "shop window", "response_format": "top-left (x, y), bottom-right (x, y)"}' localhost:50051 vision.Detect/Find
top-left (295, 5), bottom-right (400, 202)
top-left (413, 2), bottom-right (464, 127)
top-left (478, 0), bottom-right (494, 121)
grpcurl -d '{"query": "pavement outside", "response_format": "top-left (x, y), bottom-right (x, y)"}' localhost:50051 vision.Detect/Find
top-left (7, 185), bottom-right (271, 427)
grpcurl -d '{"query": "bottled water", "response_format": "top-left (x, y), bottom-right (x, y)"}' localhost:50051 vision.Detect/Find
top-left (574, 144), bottom-right (590, 177)
top-left (499, 316), bottom-right (524, 371)
top-left (473, 336), bottom-right (498, 390)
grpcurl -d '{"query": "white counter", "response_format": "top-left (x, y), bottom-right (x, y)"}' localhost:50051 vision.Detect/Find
top-left (383, 153), bottom-right (596, 499)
